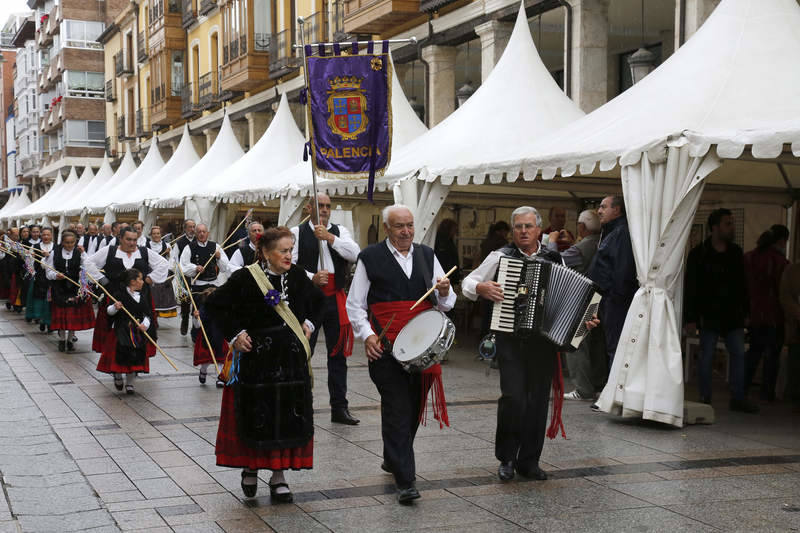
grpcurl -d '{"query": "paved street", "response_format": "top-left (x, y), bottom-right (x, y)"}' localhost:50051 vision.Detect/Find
top-left (0, 311), bottom-right (798, 532)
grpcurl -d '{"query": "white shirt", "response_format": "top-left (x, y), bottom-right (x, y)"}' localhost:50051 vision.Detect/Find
top-left (148, 239), bottom-right (169, 255)
top-left (86, 245), bottom-right (169, 285)
top-left (97, 235), bottom-right (116, 252)
top-left (45, 247), bottom-right (84, 280)
top-left (84, 234), bottom-right (100, 255)
top-left (229, 241), bottom-right (256, 269)
top-left (345, 239), bottom-right (456, 341)
top-left (179, 240), bottom-right (234, 287)
top-left (462, 245), bottom-right (562, 301)
top-left (107, 288), bottom-right (150, 329)
top-left (169, 235), bottom-right (195, 265)
top-left (290, 221), bottom-right (360, 279)
top-left (136, 235), bottom-right (147, 247)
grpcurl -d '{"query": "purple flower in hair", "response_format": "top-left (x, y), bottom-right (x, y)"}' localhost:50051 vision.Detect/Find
top-left (264, 289), bottom-right (281, 306)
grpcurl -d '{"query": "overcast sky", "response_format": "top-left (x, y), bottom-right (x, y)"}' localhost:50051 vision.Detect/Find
top-left (0, 0), bottom-right (33, 30)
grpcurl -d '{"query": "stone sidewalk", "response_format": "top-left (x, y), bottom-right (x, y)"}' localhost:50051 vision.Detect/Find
top-left (0, 311), bottom-right (798, 532)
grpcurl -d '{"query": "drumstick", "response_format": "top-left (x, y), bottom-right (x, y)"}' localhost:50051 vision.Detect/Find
top-left (84, 271), bottom-right (179, 372)
top-left (376, 313), bottom-right (396, 345)
top-left (409, 265), bottom-right (458, 311)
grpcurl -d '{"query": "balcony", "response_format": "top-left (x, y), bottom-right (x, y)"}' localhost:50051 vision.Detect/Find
top-left (105, 136), bottom-right (117, 157)
top-left (182, 0), bottom-right (197, 29)
top-left (342, 0), bottom-right (420, 35)
top-left (137, 32), bottom-right (148, 63)
top-left (198, 71), bottom-right (219, 109)
top-left (181, 82), bottom-right (198, 118)
top-left (136, 108), bottom-right (151, 137)
top-left (117, 118), bottom-right (130, 141)
top-left (199, 0), bottom-right (217, 16)
top-left (332, 1), bottom-right (351, 41)
top-left (149, 0), bottom-right (184, 51)
top-left (220, 30), bottom-right (270, 92)
top-left (268, 30), bottom-right (298, 79)
top-left (297, 12), bottom-right (324, 46)
top-left (105, 79), bottom-right (115, 102)
top-left (150, 82), bottom-right (183, 126)
top-left (115, 52), bottom-right (134, 77)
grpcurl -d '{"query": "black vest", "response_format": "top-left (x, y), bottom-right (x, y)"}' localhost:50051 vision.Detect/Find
top-left (104, 245), bottom-right (152, 290)
top-left (297, 223), bottom-right (348, 289)
top-left (52, 247), bottom-right (82, 304)
top-left (238, 243), bottom-right (256, 266)
top-left (358, 240), bottom-right (434, 306)
top-left (176, 235), bottom-right (194, 255)
top-left (189, 240), bottom-right (218, 282)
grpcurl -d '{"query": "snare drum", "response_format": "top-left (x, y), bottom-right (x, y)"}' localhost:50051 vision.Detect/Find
top-left (392, 310), bottom-right (456, 372)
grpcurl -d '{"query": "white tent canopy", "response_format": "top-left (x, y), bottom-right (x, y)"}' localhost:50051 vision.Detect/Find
top-left (85, 147), bottom-right (138, 216)
top-left (36, 167), bottom-right (80, 218)
top-left (198, 93), bottom-right (305, 203)
top-left (0, 191), bottom-right (20, 221)
top-left (114, 125), bottom-right (200, 217)
top-left (15, 174), bottom-right (65, 219)
top-left (63, 155), bottom-right (113, 217)
top-left (3, 188), bottom-right (32, 225)
top-left (104, 139), bottom-right (166, 216)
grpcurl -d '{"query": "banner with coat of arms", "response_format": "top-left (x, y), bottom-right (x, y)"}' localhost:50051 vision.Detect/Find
top-left (304, 42), bottom-right (393, 200)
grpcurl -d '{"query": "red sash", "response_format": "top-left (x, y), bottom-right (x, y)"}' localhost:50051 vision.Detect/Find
top-left (369, 300), bottom-right (449, 429)
top-left (320, 277), bottom-right (353, 358)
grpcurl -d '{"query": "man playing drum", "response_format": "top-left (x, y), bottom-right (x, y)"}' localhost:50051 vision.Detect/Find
top-left (346, 204), bottom-right (455, 505)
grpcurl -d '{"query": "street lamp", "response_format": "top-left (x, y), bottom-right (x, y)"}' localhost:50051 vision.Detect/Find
top-left (456, 81), bottom-right (475, 108)
top-left (627, 0), bottom-right (656, 84)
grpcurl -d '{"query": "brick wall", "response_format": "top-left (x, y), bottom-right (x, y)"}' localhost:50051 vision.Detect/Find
top-left (62, 47), bottom-right (104, 72)
top-left (63, 97), bottom-right (105, 121)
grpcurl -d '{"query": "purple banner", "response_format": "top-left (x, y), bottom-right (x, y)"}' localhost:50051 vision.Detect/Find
top-left (305, 47), bottom-right (392, 199)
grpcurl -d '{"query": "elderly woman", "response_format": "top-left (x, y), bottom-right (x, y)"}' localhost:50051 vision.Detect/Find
top-left (25, 227), bottom-right (55, 331)
top-left (203, 226), bottom-right (323, 502)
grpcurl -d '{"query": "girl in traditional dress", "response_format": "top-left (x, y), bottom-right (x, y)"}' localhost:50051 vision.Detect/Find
top-left (203, 227), bottom-right (323, 501)
top-left (146, 226), bottom-right (178, 318)
top-left (45, 230), bottom-right (96, 352)
top-left (191, 287), bottom-right (228, 387)
top-left (25, 227), bottom-right (54, 331)
top-left (98, 268), bottom-right (156, 394)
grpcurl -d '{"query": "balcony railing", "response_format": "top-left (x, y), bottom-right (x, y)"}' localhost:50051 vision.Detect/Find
top-left (199, 0), bottom-right (216, 15)
top-left (105, 136), bottom-right (117, 157)
top-left (136, 108), bottom-right (150, 136)
top-left (137, 32), bottom-right (148, 62)
top-left (269, 30), bottom-right (298, 75)
top-left (182, 0), bottom-right (197, 28)
top-left (332, 0), bottom-right (350, 41)
top-left (198, 71), bottom-right (219, 109)
top-left (105, 79), bottom-right (115, 102)
top-left (297, 12), bottom-right (323, 46)
top-left (181, 82), bottom-right (197, 117)
top-left (114, 52), bottom-right (133, 77)
top-left (254, 32), bottom-right (270, 52)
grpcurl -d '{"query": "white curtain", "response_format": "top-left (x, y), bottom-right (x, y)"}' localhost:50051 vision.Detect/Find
top-left (597, 141), bottom-right (721, 427)
top-left (103, 208), bottom-right (116, 224)
top-left (138, 205), bottom-right (156, 235)
top-left (278, 194), bottom-right (307, 228)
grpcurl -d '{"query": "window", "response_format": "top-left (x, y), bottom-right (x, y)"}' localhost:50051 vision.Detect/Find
top-left (65, 120), bottom-right (105, 147)
top-left (65, 71), bottom-right (104, 98)
top-left (63, 20), bottom-right (105, 49)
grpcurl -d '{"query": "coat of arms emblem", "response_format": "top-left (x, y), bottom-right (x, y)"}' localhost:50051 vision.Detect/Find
top-left (326, 76), bottom-right (368, 141)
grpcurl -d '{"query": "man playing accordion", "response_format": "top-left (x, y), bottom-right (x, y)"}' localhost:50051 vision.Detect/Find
top-left (463, 206), bottom-right (599, 482)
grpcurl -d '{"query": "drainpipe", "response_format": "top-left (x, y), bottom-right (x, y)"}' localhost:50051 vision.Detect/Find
top-left (556, 0), bottom-right (572, 98)
top-left (416, 13), bottom-right (433, 127)
top-left (678, 0), bottom-right (686, 46)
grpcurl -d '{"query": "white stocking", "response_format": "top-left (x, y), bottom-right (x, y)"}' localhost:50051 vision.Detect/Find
top-left (270, 470), bottom-right (289, 493)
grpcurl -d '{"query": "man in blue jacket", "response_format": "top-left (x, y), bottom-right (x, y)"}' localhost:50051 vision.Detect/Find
top-left (587, 196), bottom-right (638, 369)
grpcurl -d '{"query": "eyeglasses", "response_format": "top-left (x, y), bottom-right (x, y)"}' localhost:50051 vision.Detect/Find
top-left (513, 223), bottom-right (536, 231)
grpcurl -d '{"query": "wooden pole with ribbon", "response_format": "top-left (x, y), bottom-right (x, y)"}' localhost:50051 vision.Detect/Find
top-left (177, 265), bottom-right (219, 375)
top-left (191, 209), bottom-right (252, 284)
top-left (0, 243), bottom-right (100, 300)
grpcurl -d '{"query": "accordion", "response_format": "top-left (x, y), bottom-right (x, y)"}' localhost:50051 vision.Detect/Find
top-left (490, 255), bottom-right (601, 350)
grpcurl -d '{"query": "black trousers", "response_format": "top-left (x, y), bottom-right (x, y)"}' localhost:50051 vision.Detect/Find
top-left (495, 334), bottom-right (556, 471)
top-left (368, 353), bottom-right (425, 489)
top-left (308, 294), bottom-right (349, 409)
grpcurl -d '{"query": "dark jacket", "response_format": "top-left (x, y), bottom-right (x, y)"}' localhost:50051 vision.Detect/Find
top-left (587, 216), bottom-right (638, 308)
top-left (744, 246), bottom-right (788, 328)
top-left (684, 238), bottom-right (748, 331)
top-left (434, 234), bottom-right (461, 284)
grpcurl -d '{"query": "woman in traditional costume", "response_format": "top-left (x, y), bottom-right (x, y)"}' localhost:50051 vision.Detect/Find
top-left (98, 268), bottom-right (157, 394)
top-left (203, 227), bottom-right (323, 501)
top-left (45, 230), bottom-right (95, 352)
top-left (25, 227), bottom-right (54, 331)
top-left (146, 226), bottom-right (178, 318)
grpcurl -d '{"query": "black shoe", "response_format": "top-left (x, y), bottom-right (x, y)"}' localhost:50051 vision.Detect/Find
top-left (380, 461), bottom-right (392, 474)
top-left (5, 303), bottom-right (10, 310)
top-left (113, 375), bottom-right (124, 391)
top-left (730, 398), bottom-right (759, 414)
top-left (58, 340), bottom-right (66, 352)
top-left (39, 323), bottom-right (46, 332)
top-left (498, 461), bottom-right (515, 481)
top-left (331, 408), bottom-right (360, 425)
top-left (269, 482), bottom-right (293, 503)
top-left (125, 384), bottom-right (135, 395)
top-left (199, 370), bottom-right (207, 384)
top-left (66, 341), bottom-right (74, 352)
top-left (70, 335), bottom-right (77, 343)
top-left (241, 470), bottom-right (258, 498)
top-left (517, 465), bottom-right (548, 481)
top-left (180, 316), bottom-right (189, 336)
top-left (25, 317), bottom-right (32, 323)
top-left (699, 396), bottom-right (712, 405)
top-left (398, 486), bottom-right (420, 505)
top-left (216, 378), bottom-right (224, 388)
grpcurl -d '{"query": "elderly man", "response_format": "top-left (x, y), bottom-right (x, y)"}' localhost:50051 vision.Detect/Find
top-left (464, 206), bottom-right (599, 482)
top-left (293, 194), bottom-right (361, 425)
top-left (179, 223), bottom-right (234, 293)
top-left (172, 219), bottom-right (197, 335)
top-left (346, 204), bottom-right (455, 504)
top-left (549, 210), bottom-right (606, 401)
top-left (97, 223), bottom-right (116, 251)
top-left (82, 223), bottom-right (100, 254)
top-left (230, 222), bottom-right (264, 269)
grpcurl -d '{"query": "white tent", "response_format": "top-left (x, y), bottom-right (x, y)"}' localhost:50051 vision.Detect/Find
top-left (197, 93), bottom-right (305, 203)
top-left (84, 147), bottom-right (138, 218)
top-left (15, 174), bottom-right (65, 220)
top-left (103, 139), bottom-right (166, 222)
top-left (0, 191), bottom-right (21, 224)
top-left (113, 125), bottom-right (201, 230)
top-left (3, 188), bottom-right (32, 226)
top-left (36, 167), bottom-right (80, 218)
top-left (149, 114), bottom-right (244, 237)
top-left (63, 154), bottom-right (113, 217)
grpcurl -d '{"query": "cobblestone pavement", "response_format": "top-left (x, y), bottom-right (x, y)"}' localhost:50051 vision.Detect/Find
top-left (0, 311), bottom-right (798, 532)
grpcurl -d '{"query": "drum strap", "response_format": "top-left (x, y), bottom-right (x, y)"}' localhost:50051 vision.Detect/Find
top-left (246, 264), bottom-right (313, 383)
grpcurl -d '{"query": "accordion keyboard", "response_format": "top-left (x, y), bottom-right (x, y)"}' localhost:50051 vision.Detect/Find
top-left (490, 256), bottom-right (524, 333)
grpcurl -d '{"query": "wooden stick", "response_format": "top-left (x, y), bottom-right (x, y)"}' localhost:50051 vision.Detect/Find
top-left (192, 210), bottom-right (252, 284)
top-left (409, 265), bottom-right (458, 311)
top-left (0, 243), bottom-right (99, 299)
top-left (222, 238), bottom-right (246, 252)
top-left (84, 271), bottom-right (179, 372)
top-left (299, 214), bottom-right (311, 225)
top-left (376, 313), bottom-right (396, 344)
top-left (177, 266), bottom-right (219, 375)
top-left (168, 233), bottom-right (185, 245)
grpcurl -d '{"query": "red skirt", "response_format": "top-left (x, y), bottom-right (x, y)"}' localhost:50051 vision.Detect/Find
top-left (92, 305), bottom-right (112, 353)
top-left (8, 274), bottom-right (20, 306)
top-left (194, 337), bottom-right (229, 367)
top-left (0, 285), bottom-right (8, 299)
top-left (215, 387), bottom-right (314, 470)
top-left (51, 301), bottom-right (95, 331)
top-left (96, 331), bottom-right (155, 374)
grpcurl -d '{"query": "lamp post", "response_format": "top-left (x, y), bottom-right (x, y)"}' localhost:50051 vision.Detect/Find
top-left (456, 81), bottom-right (475, 108)
top-left (627, 0), bottom-right (656, 84)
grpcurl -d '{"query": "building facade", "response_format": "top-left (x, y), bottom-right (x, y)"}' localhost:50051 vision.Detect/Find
top-left (0, 21), bottom-right (20, 193)
top-left (10, 13), bottom-right (38, 194)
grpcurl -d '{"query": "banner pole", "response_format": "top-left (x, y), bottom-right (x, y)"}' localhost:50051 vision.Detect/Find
top-left (297, 16), bottom-right (325, 260)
